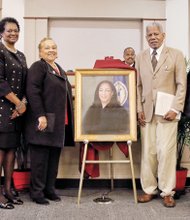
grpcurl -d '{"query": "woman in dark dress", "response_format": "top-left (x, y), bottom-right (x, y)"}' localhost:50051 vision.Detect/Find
top-left (0, 17), bottom-right (27, 209)
top-left (83, 80), bottom-right (129, 134)
top-left (25, 37), bottom-right (74, 205)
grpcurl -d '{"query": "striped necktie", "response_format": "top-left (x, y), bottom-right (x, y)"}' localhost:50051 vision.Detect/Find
top-left (151, 49), bottom-right (157, 71)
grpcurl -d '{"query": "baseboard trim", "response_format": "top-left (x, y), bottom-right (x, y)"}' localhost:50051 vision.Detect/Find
top-left (55, 177), bottom-right (190, 189)
top-left (2, 177), bottom-right (190, 190)
top-left (55, 178), bottom-right (142, 189)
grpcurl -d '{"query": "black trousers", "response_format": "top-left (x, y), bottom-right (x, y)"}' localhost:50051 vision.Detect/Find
top-left (29, 144), bottom-right (61, 199)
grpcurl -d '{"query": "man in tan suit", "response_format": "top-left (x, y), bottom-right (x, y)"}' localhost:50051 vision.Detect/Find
top-left (136, 22), bottom-right (186, 207)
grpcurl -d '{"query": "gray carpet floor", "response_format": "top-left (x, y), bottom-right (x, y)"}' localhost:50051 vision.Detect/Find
top-left (1, 188), bottom-right (190, 220)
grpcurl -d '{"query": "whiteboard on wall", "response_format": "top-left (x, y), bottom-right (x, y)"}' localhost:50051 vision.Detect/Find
top-left (49, 19), bottom-right (141, 71)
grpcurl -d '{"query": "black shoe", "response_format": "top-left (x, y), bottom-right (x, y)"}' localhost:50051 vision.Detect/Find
top-left (33, 197), bottom-right (49, 205)
top-left (0, 201), bottom-right (14, 209)
top-left (4, 194), bottom-right (23, 205)
top-left (11, 188), bottom-right (19, 197)
top-left (45, 193), bottom-right (61, 202)
top-left (2, 187), bottom-right (19, 197)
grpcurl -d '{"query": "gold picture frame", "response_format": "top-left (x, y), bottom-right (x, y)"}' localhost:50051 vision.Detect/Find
top-left (75, 69), bottom-right (137, 142)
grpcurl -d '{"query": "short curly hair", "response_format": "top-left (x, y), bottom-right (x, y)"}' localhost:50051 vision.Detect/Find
top-left (0, 17), bottom-right (20, 34)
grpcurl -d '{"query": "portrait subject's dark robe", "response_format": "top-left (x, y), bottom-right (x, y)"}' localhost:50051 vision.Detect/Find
top-left (83, 104), bottom-right (129, 134)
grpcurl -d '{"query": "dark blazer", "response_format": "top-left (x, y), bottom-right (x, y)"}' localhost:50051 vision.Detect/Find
top-left (0, 42), bottom-right (27, 132)
top-left (25, 59), bottom-right (74, 148)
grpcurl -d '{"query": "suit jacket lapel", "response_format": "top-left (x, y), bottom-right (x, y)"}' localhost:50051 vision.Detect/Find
top-left (144, 49), bottom-right (153, 72)
top-left (154, 47), bottom-right (168, 74)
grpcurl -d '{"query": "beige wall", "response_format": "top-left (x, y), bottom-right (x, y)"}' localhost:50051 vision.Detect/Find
top-left (166, 0), bottom-right (190, 58)
top-left (24, 0), bottom-right (166, 66)
top-left (49, 19), bottom-right (142, 71)
top-left (24, 0), bottom-right (166, 18)
top-left (2, 0), bottom-right (25, 51)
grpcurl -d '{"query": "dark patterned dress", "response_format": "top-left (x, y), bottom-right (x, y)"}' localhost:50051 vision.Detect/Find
top-left (0, 42), bottom-right (27, 149)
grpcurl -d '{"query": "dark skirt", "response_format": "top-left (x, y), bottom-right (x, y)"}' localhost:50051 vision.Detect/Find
top-left (0, 132), bottom-right (20, 149)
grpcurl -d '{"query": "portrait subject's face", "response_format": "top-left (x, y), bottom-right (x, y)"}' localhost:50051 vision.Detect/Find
top-left (98, 82), bottom-right (113, 108)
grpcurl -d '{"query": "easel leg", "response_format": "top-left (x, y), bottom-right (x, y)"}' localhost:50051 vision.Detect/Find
top-left (127, 140), bottom-right (138, 203)
top-left (77, 140), bottom-right (89, 205)
top-left (109, 147), bottom-right (114, 191)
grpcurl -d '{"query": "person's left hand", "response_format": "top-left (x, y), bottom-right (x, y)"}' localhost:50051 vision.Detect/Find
top-left (138, 111), bottom-right (146, 126)
top-left (38, 116), bottom-right (48, 131)
top-left (164, 110), bottom-right (177, 121)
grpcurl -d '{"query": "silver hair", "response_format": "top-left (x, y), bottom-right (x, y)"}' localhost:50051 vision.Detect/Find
top-left (146, 22), bottom-right (164, 35)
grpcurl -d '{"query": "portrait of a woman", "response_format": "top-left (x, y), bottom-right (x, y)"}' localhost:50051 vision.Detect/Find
top-left (83, 80), bottom-right (129, 134)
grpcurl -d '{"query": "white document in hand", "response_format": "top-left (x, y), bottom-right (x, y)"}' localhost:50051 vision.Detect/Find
top-left (155, 91), bottom-right (181, 119)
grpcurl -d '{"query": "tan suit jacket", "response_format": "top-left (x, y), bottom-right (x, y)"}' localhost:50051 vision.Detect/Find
top-left (136, 46), bottom-right (187, 122)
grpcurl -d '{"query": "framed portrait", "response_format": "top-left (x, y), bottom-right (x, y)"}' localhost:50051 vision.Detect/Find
top-left (75, 69), bottom-right (137, 142)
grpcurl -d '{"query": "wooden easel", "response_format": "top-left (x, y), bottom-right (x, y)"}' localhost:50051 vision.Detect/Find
top-left (77, 140), bottom-right (137, 204)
